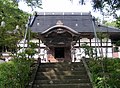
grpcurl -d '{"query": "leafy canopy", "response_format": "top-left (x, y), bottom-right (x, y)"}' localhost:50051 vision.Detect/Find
top-left (0, 0), bottom-right (29, 52)
top-left (11, 0), bottom-right (42, 9)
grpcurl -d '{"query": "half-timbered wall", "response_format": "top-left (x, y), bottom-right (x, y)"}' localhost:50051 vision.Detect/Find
top-left (73, 37), bottom-right (113, 61)
top-left (17, 37), bottom-right (115, 63)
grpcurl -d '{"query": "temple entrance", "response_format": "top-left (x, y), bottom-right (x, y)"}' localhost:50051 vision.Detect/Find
top-left (40, 20), bottom-right (80, 62)
top-left (54, 47), bottom-right (71, 62)
top-left (54, 47), bottom-right (65, 62)
top-left (55, 47), bottom-right (64, 58)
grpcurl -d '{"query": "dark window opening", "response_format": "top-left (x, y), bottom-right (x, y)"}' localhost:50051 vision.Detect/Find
top-left (55, 47), bottom-right (64, 58)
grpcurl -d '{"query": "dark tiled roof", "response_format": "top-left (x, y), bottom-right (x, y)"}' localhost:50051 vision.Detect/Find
top-left (30, 12), bottom-right (120, 33)
top-left (30, 12), bottom-right (94, 33)
top-left (96, 24), bottom-right (120, 32)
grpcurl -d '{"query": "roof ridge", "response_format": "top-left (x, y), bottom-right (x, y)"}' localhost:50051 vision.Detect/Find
top-left (35, 12), bottom-right (91, 16)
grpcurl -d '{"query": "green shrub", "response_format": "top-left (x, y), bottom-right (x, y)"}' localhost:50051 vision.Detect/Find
top-left (88, 58), bottom-right (120, 88)
top-left (0, 53), bottom-right (33, 88)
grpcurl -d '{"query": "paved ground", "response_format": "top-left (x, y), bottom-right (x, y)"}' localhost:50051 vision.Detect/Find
top-left (0, 60), bottom-right (5, 64)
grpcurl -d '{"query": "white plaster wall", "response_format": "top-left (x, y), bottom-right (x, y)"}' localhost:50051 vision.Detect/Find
top-left (91, 38), bottom-right (101, 47)
top-left (18, 38), bottom-right (114, 61)
top-left (30, 39), bottom-right (39, 43)
top-left (17, 39), bottom-right (48, 62)
top-left (118, 52), bottom-right (120, 58)
top-left (40, 43), bottom-right (46, 47)
top-left (91, 38), bottom-right (101, 42)
top-left (17, 39), bottom-right (28, 47)
top-left (73, 38), bottom-right (113, 58)
top-left (118, 47), bottom-right (120, 58)
top-left (80, 38), bottom-right (90, 42)
top-left (102, 48), bottom-right (113, 57)
top-left (102, 39), bottom-right (112, 46)
top-left (75, 48), bottom-right (85, 59)
top-left (75, 38), bottom-right (112, 47)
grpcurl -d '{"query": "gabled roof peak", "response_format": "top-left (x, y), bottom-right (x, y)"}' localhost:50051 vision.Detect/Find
top-left (56, 20), bottom-right (64, 25)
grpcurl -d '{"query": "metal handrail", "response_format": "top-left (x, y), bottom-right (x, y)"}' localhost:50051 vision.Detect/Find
top-left (81, 57), bottom-right (95, 88)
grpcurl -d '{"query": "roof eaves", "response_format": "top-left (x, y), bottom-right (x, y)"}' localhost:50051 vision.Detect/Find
top-left (97, 24), bottom-right (120, 32)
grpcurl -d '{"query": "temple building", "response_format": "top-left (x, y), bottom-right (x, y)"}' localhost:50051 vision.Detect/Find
top-left (24, 12), bottom-right (120, 62)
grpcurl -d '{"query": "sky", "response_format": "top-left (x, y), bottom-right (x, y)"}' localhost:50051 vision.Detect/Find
top-left (18, 0), bottom-right (93, 12)
top-left (18, 0), bottom-right (114, 21)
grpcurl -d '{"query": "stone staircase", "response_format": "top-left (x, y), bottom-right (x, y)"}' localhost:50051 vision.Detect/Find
top-left (31, 61), bottom-right (93, 88)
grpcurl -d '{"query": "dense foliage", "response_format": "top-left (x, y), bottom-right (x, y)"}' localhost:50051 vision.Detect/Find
top-left (92, 0), bottom-right (120, 11)
top-left (0, 0), bottom-right (29, 52)
top-left (116, 17), bottom-right (120, 29)
top-left (69, 0), bottom-right (120, 12)
top-left (11, 0), bottom-right (42, 9)
top-left (88, 58), bottom-right (120, 88)
top-left (0, 53), bottom-right (33, 88)
top-left (103, 21), bottom-right (117, 27)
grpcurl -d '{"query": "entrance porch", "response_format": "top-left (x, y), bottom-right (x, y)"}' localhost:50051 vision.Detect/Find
top-left (37, 20), bottom-right (80, 62)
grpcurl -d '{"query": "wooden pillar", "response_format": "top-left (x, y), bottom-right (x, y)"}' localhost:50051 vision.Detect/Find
top-left (79, 38), bottom-right (81, 52)
top-left (79, 39), bottom-right (80, 47)
top-left (89, 38), bottom-right (91, 47)
top-left (38, 38), bottom-right (41, 54)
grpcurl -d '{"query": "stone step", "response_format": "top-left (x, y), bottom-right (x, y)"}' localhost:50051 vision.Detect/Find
top-left (36, 70), bottom-right (87, 76)
top-left (31, 62), bottom-right (93, 88)
top-left (39, 65), bottom-right (84, 69)
top-left (40, 62), bottom-right (84, 65)
top-left (40, 62), bottom-right (84, 68)
top-left (32, 83), bottom-right (92, 88)
top-left (38, 67), bottom-right (85, 72)
top-left (34, 79), bottom-right (90, 84)
top-left (64, 75), bottom-right (88, 79)
top-left (35, 75), bottom-right (88, 80)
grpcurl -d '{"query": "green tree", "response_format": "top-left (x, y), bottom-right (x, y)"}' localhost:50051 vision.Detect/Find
top-left (116, 17), bottom-right (120, 29)
top-left (11, 0), bottom-right (42, 9)
top-left (70, 0), bottom-right (120, 14)
top-left (103, 21), bottom-right (117, 27)
top-left (0, 0), bottom-right (29, 52)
